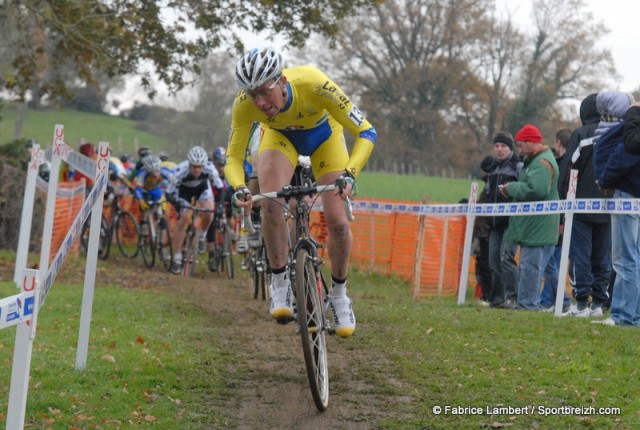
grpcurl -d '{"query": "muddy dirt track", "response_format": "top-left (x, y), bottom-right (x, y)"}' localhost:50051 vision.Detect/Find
top-left (71, 256), bottom-right (411, 430)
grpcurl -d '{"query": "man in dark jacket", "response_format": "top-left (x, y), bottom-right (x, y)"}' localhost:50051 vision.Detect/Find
top-left (623, 102), bottom-right (640, 153)
top-left (482, 132), bottom-right (521, 308)
top-left (559, 93), bottom-right (612, 317)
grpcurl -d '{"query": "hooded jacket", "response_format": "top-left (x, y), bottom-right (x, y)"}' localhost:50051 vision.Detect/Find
top-left (558, 93), bottom-right (609, 223)
top-left (594, 121), bottom-right (640, 197)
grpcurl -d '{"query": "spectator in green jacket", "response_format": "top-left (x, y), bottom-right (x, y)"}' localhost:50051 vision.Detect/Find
top-left (500, 124), bottom-right (560, 310)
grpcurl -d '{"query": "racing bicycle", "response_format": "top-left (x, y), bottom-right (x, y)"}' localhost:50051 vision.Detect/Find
top-left (244, 181), bottom-right (353, 411)
top-left (178, 202), bottom-right (216, 277)
top-left (138, 200), bottom-right (173, 270)
top-left (209, 206), bottom-right (235, 279)
top-left (81, 184), bottom-right (139, 259)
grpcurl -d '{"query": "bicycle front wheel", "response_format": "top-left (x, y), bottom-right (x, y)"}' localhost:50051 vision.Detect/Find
top-left (139, 221), bottom-right (155, 268)
top-left (294, 247), bottom-right (329, 411)
top-left (182, 230), bottom-right (198, 277)
top-left (115, 211), bottom-right (140, 258)
top-left (157, 218), bottom-right (173, 271)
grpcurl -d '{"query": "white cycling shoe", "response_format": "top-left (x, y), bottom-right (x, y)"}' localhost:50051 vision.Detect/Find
top-left (328, 294), bottom-right (356, 338)
top-left (270, 274), bottom-right (294, 320)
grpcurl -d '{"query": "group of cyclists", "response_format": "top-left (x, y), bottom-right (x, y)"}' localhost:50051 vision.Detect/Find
top-left (67, 46), bottom-right (377, 340)
top-left (68, 141), bottom-right (239, 276)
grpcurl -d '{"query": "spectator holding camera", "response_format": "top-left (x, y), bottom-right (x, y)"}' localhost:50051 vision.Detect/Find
top-left (502, 124), bottom-right (560, 311)
top-left (481, 132), bottom-right (522, 308)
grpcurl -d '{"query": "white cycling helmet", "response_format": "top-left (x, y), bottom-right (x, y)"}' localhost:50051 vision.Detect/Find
top-left (143, 154), bottom-right (162, 173)
top-left (187, 146), bottom-right (208, 166)
top-left (235, 47), bottom-right (283, 91)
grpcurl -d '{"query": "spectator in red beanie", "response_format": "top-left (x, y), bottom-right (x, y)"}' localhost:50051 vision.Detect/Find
top-left (500, 124), bottom-right (560, 310)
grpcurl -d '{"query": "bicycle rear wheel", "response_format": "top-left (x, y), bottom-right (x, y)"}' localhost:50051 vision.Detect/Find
top-left (294, 247), bottom-right (329, 411)
top-left (139, 220), bottom-right (155, 268)
top-left (157, 218), bottom-right (173, 271)
top-left (115, 211), bottom-right (140, 258)
top-left (256, 245), bottom-right (269, 301)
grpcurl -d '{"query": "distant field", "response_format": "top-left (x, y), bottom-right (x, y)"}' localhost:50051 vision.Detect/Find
top-left (357, 171), bottom-right (474, 203)
top-left (0, 102), bottom-right (168, 154)
top-left (0, 103), bottom-right (476, 203)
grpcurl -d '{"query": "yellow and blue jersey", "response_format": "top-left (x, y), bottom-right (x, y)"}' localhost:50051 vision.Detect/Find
top-left (225, 65), bottom-right (376, 188)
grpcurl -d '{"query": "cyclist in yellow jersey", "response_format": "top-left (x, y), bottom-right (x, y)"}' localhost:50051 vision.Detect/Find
top-left (227, 47), bottom-right (377, 338)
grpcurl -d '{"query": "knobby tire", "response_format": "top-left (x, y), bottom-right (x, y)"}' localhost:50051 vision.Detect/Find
top-left (115, 211), bottom-right (140, 259)
top-left (139, 220), bottom-right (155, 268)
top-left (294, 247), bottom-right (329, 411)
top-left (157, 218), bottom-right (173, 271)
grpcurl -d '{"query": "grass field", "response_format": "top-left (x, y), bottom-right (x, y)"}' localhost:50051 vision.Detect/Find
top-left (1, 252), bottom-right (639, 429)
top-left (357, 172), bottom-right (473, 203)
top-left (0, 102), bottom-right (168, 154)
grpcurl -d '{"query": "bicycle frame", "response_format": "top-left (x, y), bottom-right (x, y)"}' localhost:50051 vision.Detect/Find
top-left (178, 203), bottom-right (216, 277)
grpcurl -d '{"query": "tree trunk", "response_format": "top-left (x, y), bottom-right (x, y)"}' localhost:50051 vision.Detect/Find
top-left (13, 102), bottom-right (26, 140)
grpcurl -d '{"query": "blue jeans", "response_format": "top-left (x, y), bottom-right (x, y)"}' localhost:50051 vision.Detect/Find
top-left (488, 228), bottom-right (518, 305)
top-left (517, 245), bottom-right (554, 310)
top-left (568, 217), bottom-right (611, 306)
top-left (540, 245), bottom-right (572, 308)
top-left (610, 190), bottom-right (640, 325)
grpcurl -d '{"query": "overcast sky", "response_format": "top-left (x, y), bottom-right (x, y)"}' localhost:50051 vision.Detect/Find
top-left (495, 0), bottom-right (638, 93)
top-left (113, 0), bottom-right (638, 113)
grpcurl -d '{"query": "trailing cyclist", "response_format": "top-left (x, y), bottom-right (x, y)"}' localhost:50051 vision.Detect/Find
top-left (134, 154), bottom-right (172, 211)
top-left (226, 47), bottom-right (377, 338)
top-left (207, 146), bottom-right (234, 272)
top-left (165, 146), bottom-right (222, 274)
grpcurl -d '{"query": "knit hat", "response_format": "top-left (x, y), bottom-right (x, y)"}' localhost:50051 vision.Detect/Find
top-left (493, 132), bottom-right (514, 150)
top-left (514, 124), bottom-right (543, 143)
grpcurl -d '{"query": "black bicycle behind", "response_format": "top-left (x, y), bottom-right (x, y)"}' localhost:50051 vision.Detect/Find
top-left (81, 184), bottom-right (139, 259)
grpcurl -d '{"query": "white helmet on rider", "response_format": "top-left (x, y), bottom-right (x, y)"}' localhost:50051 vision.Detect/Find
top-left (235, 47), bottom-right (283, 91)
top-left (187, 146), bottom-right (208, 166)
top-left (143, 154), bottom-right (162, 173)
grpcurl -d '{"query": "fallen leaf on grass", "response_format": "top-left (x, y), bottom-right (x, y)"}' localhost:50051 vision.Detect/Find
top-left (102, 354), bottom-right (116, 363)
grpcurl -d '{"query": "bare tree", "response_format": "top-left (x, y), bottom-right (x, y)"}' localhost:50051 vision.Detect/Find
top-left (505, 0), bottom-right (617, 130)
top-left (456, 7), bottom-right (524, 154)
top-left (315, 0), bottom-right (493, 174)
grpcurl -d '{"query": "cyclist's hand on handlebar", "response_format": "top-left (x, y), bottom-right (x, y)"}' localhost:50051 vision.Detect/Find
top-left (139, 199), bottom-right (149, 212)
top-left (175, 198), bottom-right (189, 211)
top-left (232, 187), bottom-right (252, 212)
top-left (335, 172), bottom-right (358, 200)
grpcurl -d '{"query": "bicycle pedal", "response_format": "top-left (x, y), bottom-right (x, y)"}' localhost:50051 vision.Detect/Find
top-left (276, 317), bottom-right (294, 325)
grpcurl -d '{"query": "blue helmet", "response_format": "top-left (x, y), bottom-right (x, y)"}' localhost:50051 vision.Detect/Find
top-left (213, 146), bottom-right (227, 166)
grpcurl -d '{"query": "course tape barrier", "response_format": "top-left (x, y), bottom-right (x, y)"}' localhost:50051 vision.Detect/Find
top-left (348, 198), bottom-right (640, 216)
top-left (40, 170), bottom-right (108, 305)
top-left (28, 184), bottom-right (634, 302)
top-left (0, 292), bottom-right (34, 330)
top-left (2, 172), bottom-right (105, 329)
